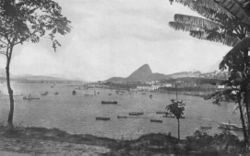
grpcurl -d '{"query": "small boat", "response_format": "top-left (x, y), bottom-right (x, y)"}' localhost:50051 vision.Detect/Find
top-left (23, 95), bottom-right (40, 100)
top-left (200, 126), bottom-right (212, 131)
top-left (101, 101), bottom-right (118, 104)
top-left (218, 122), bottom-right (242, 131)
top-left (163, 114), bottom-right (175, 118)
top-left (163, 113), bottom-right (185, 119)
top-left (117, 115), bottom-right (128, 119)
top-left (96, 117), bottom-right (111, 121)
top-left (156, 111), bottom-right (168, 115)
top-left (129, 112), bottom-right (144, 116)
top-left (54, 92), bottom-right (59, 95)
top-left (150, 119), bottom-right (163, 123)
top-left (149, 95), bottom-right (153, 99)
top-left (41, 91), bottom-right (48, 96)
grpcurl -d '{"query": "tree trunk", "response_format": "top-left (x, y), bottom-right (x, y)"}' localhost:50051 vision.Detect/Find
top-left (177, 119), bottom-right (180, 141)
top-left (243, 49), bottom-right (250, 144)
top-left (238, 92), bottom-right (248, 146)
top-left (5, 45), bottom-right (14, 129)
top-left (246, 85), bottom-right (250, 144)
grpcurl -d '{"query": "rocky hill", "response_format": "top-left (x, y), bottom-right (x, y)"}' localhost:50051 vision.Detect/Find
top-left (126, 64), bottom-right (152, 82)
top-left (106, 64), bottom-right (170, 83)
top-left (106, 64), bottom-right (228, 84)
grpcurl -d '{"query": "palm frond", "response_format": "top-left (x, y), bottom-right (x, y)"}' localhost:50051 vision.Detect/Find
top-left (174, 14), bottom-right (221, 30)
top-left (215, 0), bottom-right (250, 25)
top-left (220, 37), bottom-right (250, 69)
top-left (227, 37), bottom-right (250, 54)
top-left (169, 21), bottom-right (202, 31)
top-left (171, 0), bottom-right (250, 26)
top-left (170, 0), bottom-right (234, 18)
top-left (190, 30), bottom-right (239, 46)
top-left (191, 5), bottom-right (230, 22)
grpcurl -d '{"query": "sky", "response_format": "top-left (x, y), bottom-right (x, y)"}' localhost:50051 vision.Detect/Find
top-left (0, 0), bottom-right (231, 81)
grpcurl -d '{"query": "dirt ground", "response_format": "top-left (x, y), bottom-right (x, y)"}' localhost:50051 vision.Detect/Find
top-left (0, 137), bottom-right (109, 156)
top-left (0, 126), bottom-right (247, 156)
top-left (0, 126), bottom-right (113, 156)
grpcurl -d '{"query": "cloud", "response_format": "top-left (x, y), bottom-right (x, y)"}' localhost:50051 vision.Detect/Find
top-left (0, 0), bottom-right (232, 81)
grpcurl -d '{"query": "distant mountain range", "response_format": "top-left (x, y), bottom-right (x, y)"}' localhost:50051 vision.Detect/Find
top-left (0, 69), bottom-right (75, 82)
top-left (106, 64), bottom-right (228, 83)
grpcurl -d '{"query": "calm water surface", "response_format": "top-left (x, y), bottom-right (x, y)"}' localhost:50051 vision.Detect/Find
top-left (0, 82), bottom-right (241, 139)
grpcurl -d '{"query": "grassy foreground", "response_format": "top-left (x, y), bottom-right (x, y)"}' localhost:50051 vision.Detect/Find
top-left (0, 125), bottom-right (248, 156)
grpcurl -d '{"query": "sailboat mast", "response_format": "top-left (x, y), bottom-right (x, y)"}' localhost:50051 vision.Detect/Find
top-left (175, 82), bottom-right (178, 101)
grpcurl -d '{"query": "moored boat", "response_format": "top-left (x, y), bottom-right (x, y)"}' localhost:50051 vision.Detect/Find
top-left (200, 126), bottom-right (212, 131)
top-left (156, 111), bottom-right (168, 115)
top-left (23, 95), bottom-right (40, 100)
top-left (117, 115), bottom-right (128, 119)
top-left (96, 117), bottom-right (111, 121)
top-left (150, 119), bottom-right (163, 123)
top-left (163, 113), bottom-right (185, 119)
top-left (218, 122), bottom-right (242, 131)
top-left (129, 112), bottom-right (144, 116)
top-left (163, 114), bottom-right (175, 118)
top-left (41, 91), bottom-right (48, 96)
top-left (101, 101), bottom-right (118, 104)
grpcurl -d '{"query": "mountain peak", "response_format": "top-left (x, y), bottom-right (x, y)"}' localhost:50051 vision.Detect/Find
top-left (127, 64), bottom-right (152, 82)
top-left (139, 64), bottom-right (152, 73)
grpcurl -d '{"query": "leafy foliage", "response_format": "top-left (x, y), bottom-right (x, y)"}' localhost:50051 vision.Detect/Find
top-left (208, 37), bottom-right (250, 105)
top-left (185, 130), bottom-right (244, 154)
top-left (166, 99), bottom-right (185, 120)
top-left (220, 37), bottom-right (250, 71)
top-left (169, 0), bottom-right (250, 146)
top-left (0, 0), bottom-right (71, 128)
top-left (0, 0), bottom-right (71, 51)
top-left (169, 0), bottom-right (250, 46)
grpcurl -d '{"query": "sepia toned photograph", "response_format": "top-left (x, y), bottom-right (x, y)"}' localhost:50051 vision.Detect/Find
top-left (0, 0), bottom-right (249, 155)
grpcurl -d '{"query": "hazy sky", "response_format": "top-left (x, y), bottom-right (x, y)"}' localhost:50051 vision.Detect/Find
top-left (0, 0), bottom-right (231, 81)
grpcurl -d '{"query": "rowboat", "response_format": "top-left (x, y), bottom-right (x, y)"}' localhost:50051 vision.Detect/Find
top-left (156, 111), bottom-right (168, 115)
top-left (101, 101), bottom-right (118, 104)
top-left (218, 122), bottom-right (242, 131)
top-left (23, 95), bottom-right (40, 100)
top-left (163, 114), bottom-right (175, 118)
top-left (41, 91), bottom-right (48, 96)
top-left (117, 116), bottom-right (128, 119)
top-left (129, 112), bottom-right (144, 116)
top-left (96, 117), bottom-right (111, 121)
top-left (200, 126), bottom-right (212, 131)
top-left (150, 119), bottom-right (163, 123)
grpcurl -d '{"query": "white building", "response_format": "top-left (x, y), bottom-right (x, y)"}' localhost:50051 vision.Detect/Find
top-left (217, 85), bottom-right (225, 89)
top-left (162, 83), bottom-right (172, 88)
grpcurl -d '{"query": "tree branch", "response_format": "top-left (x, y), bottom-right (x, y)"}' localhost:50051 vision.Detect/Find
top-left (14, 30), bottom-right (39, 45)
